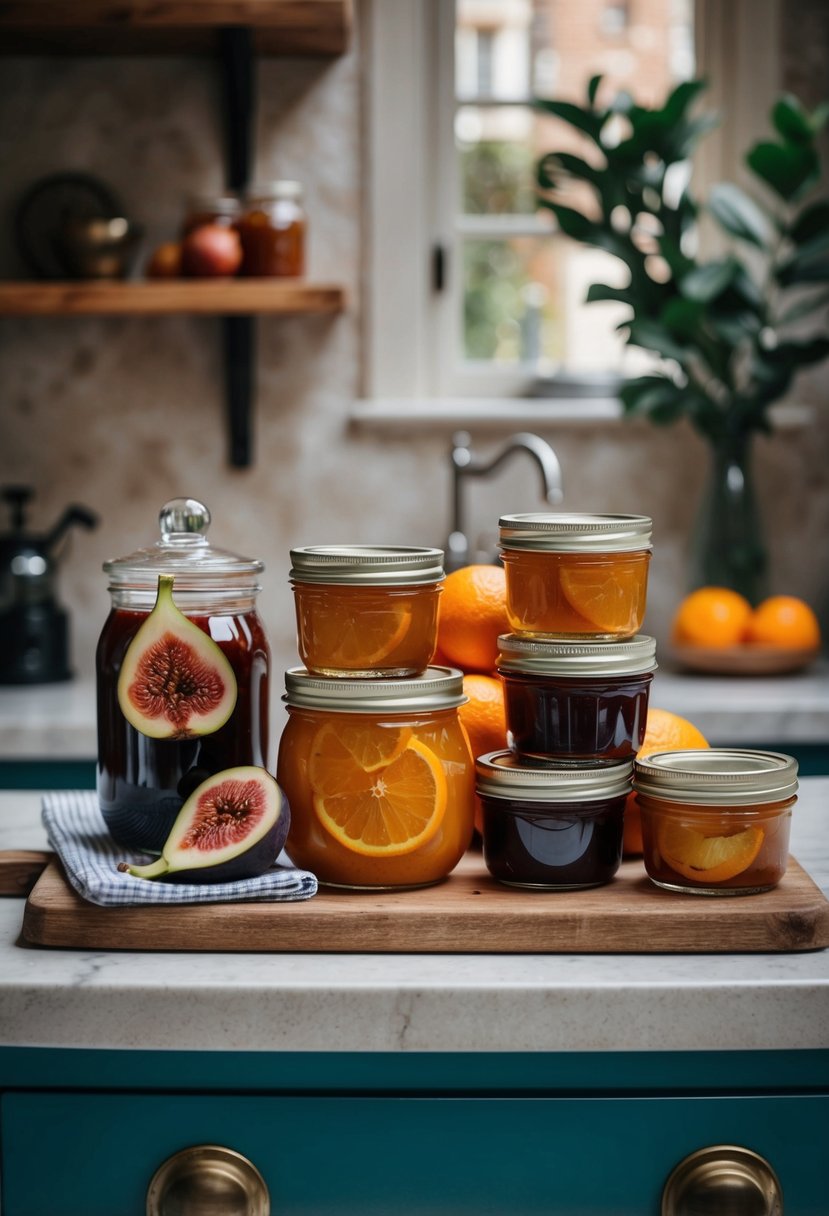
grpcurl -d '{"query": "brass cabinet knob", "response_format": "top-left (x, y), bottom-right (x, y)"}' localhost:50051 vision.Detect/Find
top-left (662, 1145), bottom-right (783, 1216)
top-left (146, 1144), bottom-right (270, 1215)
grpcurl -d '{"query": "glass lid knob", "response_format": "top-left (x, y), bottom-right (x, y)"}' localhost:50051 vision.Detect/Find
top-left (159, 498), bottom-right (211, 543)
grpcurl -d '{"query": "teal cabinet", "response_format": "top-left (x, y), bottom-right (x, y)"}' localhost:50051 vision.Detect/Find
top-left (1, 1052), bottom-right (828, 1214)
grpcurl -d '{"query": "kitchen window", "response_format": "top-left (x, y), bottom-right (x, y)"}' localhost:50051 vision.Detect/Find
top-left (362, 0), bottom-right (782, 413)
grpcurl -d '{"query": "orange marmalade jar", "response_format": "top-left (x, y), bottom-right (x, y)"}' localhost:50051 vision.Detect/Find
top-left (633, 749), bottom-right (798, 895)
top-left (277, 667), bottom-right (474, 889)
top-left (499, 513), bottom-right (652, 639)
top-left (290, 545), bottom-right (444, 678)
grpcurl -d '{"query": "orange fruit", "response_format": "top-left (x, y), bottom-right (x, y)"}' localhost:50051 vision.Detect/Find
top-left (671, 586), bottom-right (753, 647)
top-left (657, 821), bottom-right (764, 884)
top-left (560, 565), bottom-right (643, 634)
top-left (310, 724), bottom-right (447, 857)
top-left (623, 707), bottom-right (709, 856)
top-left (744, 596), bottom-right (821, 650)
top-left (312, 604), bottom-right (412, 668)
top-left (437, 565), bottom-right (509, 673)
top-left (458, 674), bottom-right (508, 836)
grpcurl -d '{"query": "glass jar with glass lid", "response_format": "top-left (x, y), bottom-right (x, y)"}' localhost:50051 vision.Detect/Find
top-left (96, 498), bottom-right (270, 853)
top-left (237, 181), bottom-right (306, 277)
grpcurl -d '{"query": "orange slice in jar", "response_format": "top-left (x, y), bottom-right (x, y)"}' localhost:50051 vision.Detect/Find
top-left (313, 736), bottom-right (447, 857)
top-left (312, 605), bottom-right (412, 668)
top-left (308, 722), bottom-right (413, 792)
top-left (559, 565), bottom-right (642, 634)
top-left (658, 821), bottom-right (765, 884)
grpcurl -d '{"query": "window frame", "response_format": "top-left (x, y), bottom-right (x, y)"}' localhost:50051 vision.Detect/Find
top-left (361, 0), bottom-right (782, 408)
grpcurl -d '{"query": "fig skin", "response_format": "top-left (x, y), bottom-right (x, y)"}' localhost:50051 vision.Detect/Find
top-left (125, 766), bottom-right (290, 884)
top-left (117, 574), bottom-right (237, 740)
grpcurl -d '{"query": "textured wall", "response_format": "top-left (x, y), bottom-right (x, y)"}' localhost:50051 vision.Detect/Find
top-left (1, 5), bottom-right (827, 706)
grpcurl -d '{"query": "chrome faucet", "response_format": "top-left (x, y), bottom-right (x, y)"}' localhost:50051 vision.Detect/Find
top-left (446, 431), bottom-right (564, 572)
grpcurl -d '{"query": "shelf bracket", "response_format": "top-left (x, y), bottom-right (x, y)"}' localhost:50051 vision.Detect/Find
top-left (217, 26), bottom-right (256, 467)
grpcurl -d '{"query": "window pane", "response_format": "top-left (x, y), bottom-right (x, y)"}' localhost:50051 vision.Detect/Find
top-left (463, 236), bottom-right (645, 373)
top-left (454, 0), bottom-right (694, 377)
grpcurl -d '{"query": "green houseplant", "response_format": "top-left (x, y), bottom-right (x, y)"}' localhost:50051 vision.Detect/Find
top-left (536, 79), bottom-right (829, 603)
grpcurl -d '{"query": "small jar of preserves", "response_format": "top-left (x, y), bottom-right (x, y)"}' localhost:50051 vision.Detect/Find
top-left (499, 513), bottom-right (652, 639)
top-left (633, 749), bottom-right (798, 895)
top-left (497, 633), bottom-right (657, 763)
top-left (290, 545), bottom-right (444, 678)
top-left (476, 752), bottom-right (632, 889)
top-left (237, 181), bottom-right (306, 276)
top-left (277, 667), bottom-right (474, 889)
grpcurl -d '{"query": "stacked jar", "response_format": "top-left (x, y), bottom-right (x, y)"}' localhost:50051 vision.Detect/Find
top-left (476, 514), bottom-right (656, 890)
top-left (276, 546), bottom-right (476, 889)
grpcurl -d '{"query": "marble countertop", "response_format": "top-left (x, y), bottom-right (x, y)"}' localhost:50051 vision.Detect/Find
top-left (0, 781), bottom-right (826, 1055)
top-left (1, 660), bottom-right (828, 758)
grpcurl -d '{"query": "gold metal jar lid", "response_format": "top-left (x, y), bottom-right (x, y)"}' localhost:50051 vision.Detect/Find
top-left (289, 545), bottom-right (445, 586)
top-left (499, 513), bottom-right (652, 552)
top-left (476, 751), bottom-right (633, 803)
top-left (283, 666), bottom-right (466, 712)
top-left (497, 633), bottom-right (657, 677)
top-left (633, 749), bottom-right (799, 806)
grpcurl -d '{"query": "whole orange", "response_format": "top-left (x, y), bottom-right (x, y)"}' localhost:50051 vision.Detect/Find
top-left (744, 595), bottom-right (822, 650)
top-left (623, 707), bottom-right (709, 855)
top-left (437, 565), bottom-right (509, 673)
top-left (458, 673), bottom-right (508, 837)
top-left (672, 586), bottom-right (752, 648)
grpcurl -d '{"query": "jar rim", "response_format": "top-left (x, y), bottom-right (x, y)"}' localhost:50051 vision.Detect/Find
top-left (499, 512), bottom-right (652, 553)
top-left (283, 665), bottom-right (466, 712)
top-left (497, 633), bottom-right (657, 676)
top-left (290, 545), bottom-right (445, 586)
top-left (633, 748), bottom-right (799, 805)
top-left (476, 750), bottom-right (633, 803)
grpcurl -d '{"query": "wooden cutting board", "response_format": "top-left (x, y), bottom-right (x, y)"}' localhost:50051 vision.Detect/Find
top-left (8, 852), bottom-right (829, 953)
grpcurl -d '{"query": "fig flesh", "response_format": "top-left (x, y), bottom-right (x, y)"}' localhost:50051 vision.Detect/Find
top-left (125, 766), bottom-right (289, 883)
top-left (117, 574), bottom-right (237, 739)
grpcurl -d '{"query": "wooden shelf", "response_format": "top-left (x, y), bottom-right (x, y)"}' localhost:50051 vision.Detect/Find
top-left (0, 280), bottom-right (346, 316)
top-left (0, 0), bottom-right (352, 55)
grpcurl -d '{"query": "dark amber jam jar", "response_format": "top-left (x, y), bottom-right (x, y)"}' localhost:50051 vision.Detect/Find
top-left (497, 633), bottom-right (656, 764)
top-left (476, 752), bottom-right (632, 889)
top-left (633, 749), bottom-right (798, 895)
top-left (237, 181), bottom-right (306, 277)
top-left (499, 513), bottom-right (652, 639)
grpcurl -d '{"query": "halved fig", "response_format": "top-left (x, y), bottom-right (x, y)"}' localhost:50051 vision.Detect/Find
top-left (123, 766), bottom-right (289, 883)
top-left (117, 574), bottom-right (237, 739)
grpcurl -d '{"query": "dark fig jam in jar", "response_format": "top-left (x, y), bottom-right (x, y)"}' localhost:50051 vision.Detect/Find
top-left (476, 752), bottom-right (632, 889)
top-left (634, 749), bottom-right (798, 895)
top-left (497, 634), bottom-right (656, 763)
top-left (96, 499), bottom-right (270, 853)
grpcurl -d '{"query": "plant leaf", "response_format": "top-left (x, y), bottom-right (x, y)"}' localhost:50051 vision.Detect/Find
top-left (778, 287), bottom-right (829, 323)
top-left (789, 200), bottom-right (829, 244)
top-left (534, 98), bottom-right (605, 143)
top-left (587, 74), bottom-right (602, 106)
top-left (771, 94), bottom-right (816, 146)
top-left (537, 151), bottom-right (602, 189)
top-left (746, 140), bottom-right (820, 201)
top-left (776, 232), bottom-right (829, 285)
top-left (626, 320), bottom-right (689, 362)
top-left (662, 78), bottom-right (708, 125)
top-left (620, 376), bottom-right (686, 424)
top-left (662, 297), bottom-right (705, 337)
top-left (707, 183), bottom-right (772, 247)
top-left (585, 283), bottom-right (631, 305)
top-left (760, 336), bottom-right (829, 367)
top-left (680, 259), bottom-right (738, 302)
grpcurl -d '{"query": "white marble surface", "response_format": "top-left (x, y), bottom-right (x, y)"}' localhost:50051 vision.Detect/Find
top-left (0, 781), bottom-right (826, 1055)
top-left (0, 661), bottom-right (827, 758)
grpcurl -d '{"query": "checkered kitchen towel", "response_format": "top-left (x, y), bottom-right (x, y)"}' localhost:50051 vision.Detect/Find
top-left (42, 791), bottom-right (318, 906)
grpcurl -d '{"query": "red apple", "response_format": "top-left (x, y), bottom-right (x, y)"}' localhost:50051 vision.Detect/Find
top-left (181, 223), bottom-right (242, 278)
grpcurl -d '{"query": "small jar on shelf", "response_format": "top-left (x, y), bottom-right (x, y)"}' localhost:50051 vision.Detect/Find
top-left (180, 193), bottom-right (241, 237)
top-left (237, 181), bottom-right (306, 277)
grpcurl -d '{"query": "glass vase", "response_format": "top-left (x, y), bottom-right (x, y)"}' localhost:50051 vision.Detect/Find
top-left (689, 430), bottom-right (768, 606)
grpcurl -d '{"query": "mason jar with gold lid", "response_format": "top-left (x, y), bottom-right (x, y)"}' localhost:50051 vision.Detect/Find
top-left (289, 545), bottom-right (445, 678)
top-left (633, 748), bottom-right (798, 895)
top-left (499, 513), bottom-right (652, 639)
top-left (277, 665), bottom-right (473, 889)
